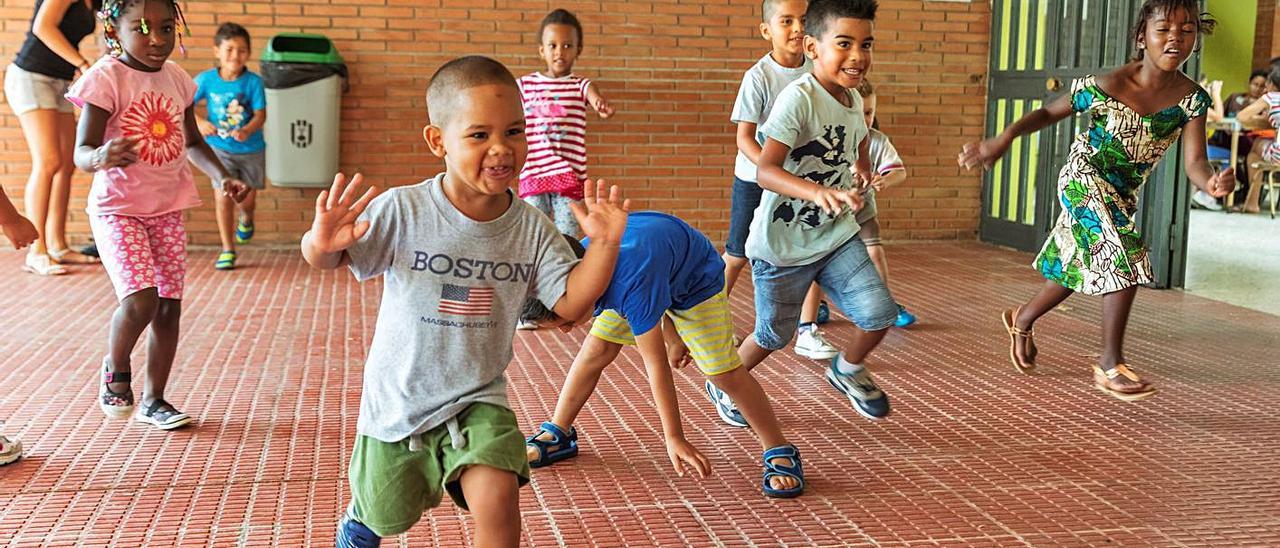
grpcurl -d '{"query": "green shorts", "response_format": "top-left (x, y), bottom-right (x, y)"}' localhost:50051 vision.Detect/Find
top-left (347, 403), bottom-right (529, 537)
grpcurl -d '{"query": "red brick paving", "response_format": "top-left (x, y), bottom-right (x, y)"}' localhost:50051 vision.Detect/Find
top-left (1, 243), bottom-right (1278, 546)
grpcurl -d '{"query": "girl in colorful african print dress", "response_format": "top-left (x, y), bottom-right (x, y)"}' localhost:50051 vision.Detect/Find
top-left (68, 0), bottom-right (247, 429)
top-left (958, 0), bottom-right (1236, 402)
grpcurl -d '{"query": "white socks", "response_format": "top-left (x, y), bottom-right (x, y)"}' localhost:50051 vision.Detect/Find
top-left (835, 353), bottom-right (863, 375)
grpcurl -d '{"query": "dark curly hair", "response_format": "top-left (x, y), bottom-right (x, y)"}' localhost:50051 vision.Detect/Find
top-left (538, 9), bottom-right (584, 46)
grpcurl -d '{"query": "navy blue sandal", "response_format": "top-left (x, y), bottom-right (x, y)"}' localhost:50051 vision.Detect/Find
top-left (762, 444), bottom-right (805, 498)
top-left (526, 421), bottom-right (578, 468)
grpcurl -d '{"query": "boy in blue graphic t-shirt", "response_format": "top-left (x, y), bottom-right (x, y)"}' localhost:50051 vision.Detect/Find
top-left (193, 23), bottom-right (267, 270)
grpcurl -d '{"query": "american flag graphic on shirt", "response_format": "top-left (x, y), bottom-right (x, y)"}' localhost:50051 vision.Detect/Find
top-left (438, 284), bottom-right (495, 316)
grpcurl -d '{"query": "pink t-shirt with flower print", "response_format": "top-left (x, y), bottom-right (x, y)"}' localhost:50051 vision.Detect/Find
top-left (67, 57), bottom-right (200, 217)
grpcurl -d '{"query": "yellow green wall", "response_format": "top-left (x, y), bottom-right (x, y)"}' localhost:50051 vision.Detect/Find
top-left (1202, 0), bottom-right (1259, 96)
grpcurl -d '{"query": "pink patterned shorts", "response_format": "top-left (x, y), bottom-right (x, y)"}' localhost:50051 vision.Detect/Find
top-left (89, 211), bottom-right (187, 301)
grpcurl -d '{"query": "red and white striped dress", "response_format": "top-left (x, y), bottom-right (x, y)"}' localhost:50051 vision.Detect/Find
top-left (518, 72), bottom-right (591, 200)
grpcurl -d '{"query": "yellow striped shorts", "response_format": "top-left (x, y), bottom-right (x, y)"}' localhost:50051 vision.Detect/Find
top-left (589, 291), bottom-right (742, 376)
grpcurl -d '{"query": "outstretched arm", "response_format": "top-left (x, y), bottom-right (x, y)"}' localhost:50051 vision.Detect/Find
top-left (635, 326), bottom-right (710, 479)
top-left (1182, 115), bottom-right (1234, 197)
top-left (958, 92), bottom-right (1074, 171)
top-left (184, 106), bottom-right (250, 202)
top-left (585, 81), bottom-right (614, 118)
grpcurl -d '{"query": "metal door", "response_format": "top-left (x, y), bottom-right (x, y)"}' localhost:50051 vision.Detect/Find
top-left (979, 0), bottom-right (1194, 287)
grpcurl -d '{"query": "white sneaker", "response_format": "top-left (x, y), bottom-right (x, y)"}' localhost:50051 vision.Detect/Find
top-left (1191, 190), bottom-right (1223, 211)
top-left (516, 319), bottom-right (539, 331)
top-left (795, 326), bottom-right (839, 360)
top-left (0, 434), bottom-right (22, 466)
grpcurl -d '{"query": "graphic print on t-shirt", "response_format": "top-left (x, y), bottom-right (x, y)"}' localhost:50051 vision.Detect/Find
top-left (771, 124), bottom-right (849, 230)
top-left (208, 92), bottom-right (248, 137)
top-left (438, 283), bottom-right (495, 316)
top-left (121, 91), bottom-right (185, 166)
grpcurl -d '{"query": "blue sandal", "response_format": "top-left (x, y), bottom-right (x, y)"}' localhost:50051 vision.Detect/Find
top-left (762, 444), bottom-right (805, 498)
top-left (526, 421), bottom-right (578, 468)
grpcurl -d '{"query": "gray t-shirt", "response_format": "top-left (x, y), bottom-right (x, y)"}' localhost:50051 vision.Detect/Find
top-left (346, 174), bottom-right (578, 442)
top-left (855, 128), bottom-right (906, 224)
top-left (731, 54), bottom-right (812, 182)
top-left (747, 73), bottom-right (869, 267)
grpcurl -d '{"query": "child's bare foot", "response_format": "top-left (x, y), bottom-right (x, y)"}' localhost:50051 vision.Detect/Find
top-left (767, 456), bottom-right (801, 491)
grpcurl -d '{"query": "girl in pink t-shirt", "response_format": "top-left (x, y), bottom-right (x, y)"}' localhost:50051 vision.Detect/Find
top-left (67, 0), bottom-right (247, 430)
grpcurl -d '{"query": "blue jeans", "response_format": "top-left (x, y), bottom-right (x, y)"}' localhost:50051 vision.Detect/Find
top-left (751, 236), bottom-right (897, 350)
top-left (725, 177), bottom-right (763, 258)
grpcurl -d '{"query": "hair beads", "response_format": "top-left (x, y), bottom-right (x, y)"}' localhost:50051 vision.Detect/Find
top-left (98, 0), bottom-right (193, 58)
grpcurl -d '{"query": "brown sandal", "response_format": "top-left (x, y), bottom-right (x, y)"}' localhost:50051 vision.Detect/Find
top-left (1092, 364), bottom-right (1157, 401)
top-left (1001, 307), bottom-right (1036, 373)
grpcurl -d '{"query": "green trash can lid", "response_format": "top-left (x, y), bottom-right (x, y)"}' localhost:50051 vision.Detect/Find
top-left (261, 33), bottom-right (344, 64)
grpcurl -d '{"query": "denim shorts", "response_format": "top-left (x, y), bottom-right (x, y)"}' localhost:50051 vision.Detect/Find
top-left (725, 177), bottom-right (763, 258)
top-left (751, 235), bottom-right (897, 350)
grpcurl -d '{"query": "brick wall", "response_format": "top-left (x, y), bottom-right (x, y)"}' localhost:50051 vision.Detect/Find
top-left (0, 0), bottom-right (990, 246)
top-left (1256, 0), bottom-right (1276, 70)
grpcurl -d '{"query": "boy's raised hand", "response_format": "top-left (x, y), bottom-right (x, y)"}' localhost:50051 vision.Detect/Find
top-left (665, 436), bottom-right (710, 479)
top-left (570, 179), bottom-right (630, 245)
top-left (310, 172), bottom-right (381, 254)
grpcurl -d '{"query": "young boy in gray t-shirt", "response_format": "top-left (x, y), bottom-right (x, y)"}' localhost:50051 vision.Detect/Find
top-left (301, 56), bottom-right (629, 548)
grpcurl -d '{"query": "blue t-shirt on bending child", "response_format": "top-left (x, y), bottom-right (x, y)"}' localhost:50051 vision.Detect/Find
top-left (193, 68), bottom-right (266, 154)
top-left (584, 211), bottom-right (725, 336)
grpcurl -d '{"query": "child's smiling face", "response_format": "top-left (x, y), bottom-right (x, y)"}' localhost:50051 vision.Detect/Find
top-left (425, 83), bottom-right (528, 199)
top-left (805, 16), bottom-right (874, 93)
top-left (762, 0), bottom-right (807, 60)
top-left (215, 36), bottom-right (250, 76)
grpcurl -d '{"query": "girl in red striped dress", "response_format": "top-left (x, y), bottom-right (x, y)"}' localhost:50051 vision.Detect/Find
top-left (518, 9), bottom-right (614, 237)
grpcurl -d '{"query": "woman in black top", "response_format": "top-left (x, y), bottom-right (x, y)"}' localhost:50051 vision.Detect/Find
top-left (4, 0), bottom-right (101, 275)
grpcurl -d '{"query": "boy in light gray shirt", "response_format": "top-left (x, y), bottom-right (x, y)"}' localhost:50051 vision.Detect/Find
top-left (302, 56), bottom-right (629, 548)
top-left (724, 0), bottom-right (811, 299)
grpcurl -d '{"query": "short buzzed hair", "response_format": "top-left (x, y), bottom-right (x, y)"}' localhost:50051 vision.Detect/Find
top-left (804, 0), bottom-right (878, 38)
top-left (763, 0), bottom-right (806, 22)
top-left (762, 0), bottom-right (780, 21)
top-left (425, 55), bottom-right (519, 126)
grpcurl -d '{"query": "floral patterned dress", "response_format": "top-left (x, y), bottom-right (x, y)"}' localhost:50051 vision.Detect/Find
top-left (1034, 75), bottom-right (1210, 295)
